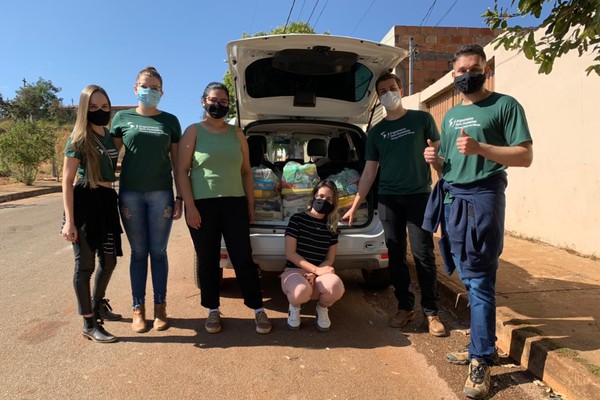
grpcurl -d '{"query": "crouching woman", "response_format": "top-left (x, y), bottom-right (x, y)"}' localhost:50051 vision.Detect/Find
top-left (281, 179), bottom-right (345, 332)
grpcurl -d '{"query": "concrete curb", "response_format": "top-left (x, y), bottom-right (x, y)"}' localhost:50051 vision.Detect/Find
top-left (437, 271), bottom-right (600, 400)
top-left (0, 186), bottom-right (62, 204)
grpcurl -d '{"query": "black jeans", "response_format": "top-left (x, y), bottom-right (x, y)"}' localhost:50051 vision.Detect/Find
top-left (378, 193), bottom-right (439, 316)
top-left (188, 196), bottom-right (263, 310)
top-left (73, 228), bottom-right (117, 315)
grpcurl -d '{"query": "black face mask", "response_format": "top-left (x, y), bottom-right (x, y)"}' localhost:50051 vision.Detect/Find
top-left (87, 109), bottom-right (111, 126)
top-left (454, 72), bottom-right (486, 94)
top-left (312, 198), bottom-right (334, 215)
top-left (203, 102), bottom-right (229, 119)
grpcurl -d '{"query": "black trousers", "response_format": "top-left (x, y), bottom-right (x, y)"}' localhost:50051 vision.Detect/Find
top-left (72, 228), bottom-right (117, 315)
top-left (188, 196), bottom-right (263, 310)
top-left (378, 193), bottom-right (439, 316)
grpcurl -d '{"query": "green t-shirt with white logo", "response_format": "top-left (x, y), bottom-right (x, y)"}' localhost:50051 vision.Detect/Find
top-left (65, 127), bottom-right (118, 182)
top-left (366, 109), bottom-right (440, 195)
top-left (111, 109), bottom-right (181, 191)
top-left (439, 92), bottom-right (532, 184)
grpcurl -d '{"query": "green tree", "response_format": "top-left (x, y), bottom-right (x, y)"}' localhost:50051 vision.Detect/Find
top-left (223, 21), bottom-right (323, 120)
top-left (4, 78), bottom-right (65, 122)
top-left (0, 121), bottom-right (55, 185)
top-left (484, 0), bottom-right (600, 75)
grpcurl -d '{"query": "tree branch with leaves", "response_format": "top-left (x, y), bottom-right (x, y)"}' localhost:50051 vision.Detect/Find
top-left (484, 0), bottom-right (600, 75)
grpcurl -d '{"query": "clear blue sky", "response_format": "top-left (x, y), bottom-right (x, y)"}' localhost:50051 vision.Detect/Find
top-left (1, 0), bottom-right (547, 129)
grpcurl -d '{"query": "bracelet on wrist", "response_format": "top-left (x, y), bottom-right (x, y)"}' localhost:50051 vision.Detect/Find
top-left (175, 196), bottom-right (183, 201)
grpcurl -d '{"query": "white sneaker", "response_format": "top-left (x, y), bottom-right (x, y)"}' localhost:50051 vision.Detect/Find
top-left (287, 304), bottom-right (301, 330)
top-left (316, 304), bottom-right (331, 332)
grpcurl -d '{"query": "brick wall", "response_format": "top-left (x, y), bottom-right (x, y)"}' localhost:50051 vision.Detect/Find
top-left (391, 26), bottom-right (497, 94)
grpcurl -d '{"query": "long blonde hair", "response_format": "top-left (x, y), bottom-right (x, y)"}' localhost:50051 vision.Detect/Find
top-left (308, 179), bottom-right (340, 232)
top-left (68, 85), bottom-right (111, 188)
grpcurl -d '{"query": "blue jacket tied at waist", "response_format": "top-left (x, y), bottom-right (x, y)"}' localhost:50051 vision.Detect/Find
top-left (422, 172), bottom-right (507, 279)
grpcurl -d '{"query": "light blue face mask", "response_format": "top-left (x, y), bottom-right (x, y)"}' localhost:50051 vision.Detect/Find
top-left (137, 87), bottom-right (161, 108)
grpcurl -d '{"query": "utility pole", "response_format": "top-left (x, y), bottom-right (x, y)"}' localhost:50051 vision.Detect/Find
top-left (408, 37), bottom-right (414, 95)
top-left (22, 78), bottom-right (27, 87)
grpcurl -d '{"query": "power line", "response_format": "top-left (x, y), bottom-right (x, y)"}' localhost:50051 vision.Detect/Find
top-left (313, 0), bottom-right (329, 29)
top-left (415, 0), bottom-right (437, 36)
top-left (349, 0), bottom-right (376, 36)
top-left (297, 0), bottom-right (307, 20)
top-left (307, 0), bottom-right (320, 24)
top-left (283, 0), bottom-right (297, 33)
top-left (419, 0), bottom-right (437, 27)
top-left (434, 0), bottom-right (458, 27)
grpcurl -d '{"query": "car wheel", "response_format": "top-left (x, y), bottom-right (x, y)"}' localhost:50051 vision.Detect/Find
top-left (361, 267), bottom-right (391, 289)
top-left (194, 252), bottom-right (223, 289)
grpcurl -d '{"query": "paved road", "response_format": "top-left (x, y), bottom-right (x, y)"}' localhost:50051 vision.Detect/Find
top-left (0, 193), bottom-right (552, 399)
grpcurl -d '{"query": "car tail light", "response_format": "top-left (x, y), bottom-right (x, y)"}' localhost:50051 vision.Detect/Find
top-left (381, 253), bottom-right (389, 260)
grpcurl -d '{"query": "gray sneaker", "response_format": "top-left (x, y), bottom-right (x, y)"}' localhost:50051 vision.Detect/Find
top-left (255, 311), bottom-right (272, 334)
top-left (205, 311), bottom-right (222, 334)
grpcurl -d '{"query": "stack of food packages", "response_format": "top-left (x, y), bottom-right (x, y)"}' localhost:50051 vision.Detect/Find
top-left (252, 166), bottom-right (283, 220)
top-left (281, 161), bottom-right (320, 218)
top-left (327, 168), bottom-right (368, 223)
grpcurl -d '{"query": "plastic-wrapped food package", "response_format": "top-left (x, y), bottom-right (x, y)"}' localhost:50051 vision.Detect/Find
top-left (327, 168), bottom-right (360, 196)
top-left (252, 166), bottom-right (283, 220)
top-left (281, 162), bottom-right (319, 189)
top-left (280, 162), bottom-right (318, 217)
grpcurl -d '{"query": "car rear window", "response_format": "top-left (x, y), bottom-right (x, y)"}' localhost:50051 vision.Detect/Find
top-left (245, 58), bottom-right (373, 103)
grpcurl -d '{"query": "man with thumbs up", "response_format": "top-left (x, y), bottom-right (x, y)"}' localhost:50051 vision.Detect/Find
top-left (343, 72), bottom-right (446, 337)
top-left (422, 44), bottom-right (533, 399)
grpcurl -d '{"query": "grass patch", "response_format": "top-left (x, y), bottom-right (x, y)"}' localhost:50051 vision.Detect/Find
top-left (554, 347), bottom-right (600, 377)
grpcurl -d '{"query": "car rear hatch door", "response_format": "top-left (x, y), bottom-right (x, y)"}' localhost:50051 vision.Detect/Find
top-left (226, 34), bottom-right (408, 130)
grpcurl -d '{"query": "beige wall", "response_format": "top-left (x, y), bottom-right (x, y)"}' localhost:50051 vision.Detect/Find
top-left (402, 40), bottom-right (600, 258)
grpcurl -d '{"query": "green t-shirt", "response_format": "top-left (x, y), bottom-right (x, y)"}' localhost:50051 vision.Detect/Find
top-left (439, 92), bottom-right (532, 184)
top-left (110, 109), bottom-right (181, 191)
top-left (189, 123), bottom-right (245, 199)
top-left (65, 127), bottom-right (118, 182)
top-left (366, 110), bottom-right (440, 195)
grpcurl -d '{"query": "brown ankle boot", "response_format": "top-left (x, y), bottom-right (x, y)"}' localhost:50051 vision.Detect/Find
top-left (153, 303), bottom-right (169, 331)
top-left (132, 305), bottom-right (146, 333)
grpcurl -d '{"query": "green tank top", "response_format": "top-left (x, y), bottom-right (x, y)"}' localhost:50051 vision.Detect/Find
top-left (190, 123), bottom-right (245, 199)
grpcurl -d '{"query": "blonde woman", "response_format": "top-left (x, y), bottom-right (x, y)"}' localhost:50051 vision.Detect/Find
top-left (62, 85), bottom-right (122, 343)
top-left (281, 179), bottom-right (345, 332)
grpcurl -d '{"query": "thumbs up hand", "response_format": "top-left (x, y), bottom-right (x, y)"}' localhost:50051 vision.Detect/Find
top-left (456, 129), bottom-right (480, 155)
top-left (423, 139), bottom-right (438, 164)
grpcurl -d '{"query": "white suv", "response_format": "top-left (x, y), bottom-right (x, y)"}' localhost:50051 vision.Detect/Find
top-left (216, 34), bottom-right (407, 287)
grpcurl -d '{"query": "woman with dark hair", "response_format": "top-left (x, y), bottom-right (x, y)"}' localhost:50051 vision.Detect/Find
top-left (176, 82), bottom-right (271, 335)
top-left (62, 84), bottom-right (122, 343)
top-left (281, 179), bottom-right (345, 332)
top-left (111, 66), bottom-right (182, 333)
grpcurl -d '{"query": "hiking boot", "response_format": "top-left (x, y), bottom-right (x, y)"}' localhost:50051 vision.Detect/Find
top-left (132, 305), bottom-right (147, 333)
top-left (205, 311), bottom-right (222, 334)
top-left (426, 315), bottom-right (446, 337)
top-left (153, 303), bottom-right (169, 331)
top-left (82, 319), bottom-right (117, 343)
top-left (287, 304), bottom-right (301, 330)
top-left (446, 346), bottom-right (500, 366)
top-left (315, 304), bottom-right (331, 332)
top-left (389, 310), bottom-right (415, 328)
top-left (94, 298), bottom-right (122, 321)
top-left (463, 359), bottom-right (491, 399)
top-left (255, 311), bottom-right (272, 334)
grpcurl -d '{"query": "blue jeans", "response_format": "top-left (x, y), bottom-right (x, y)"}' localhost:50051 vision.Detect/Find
top-left (444, 203), bottom-right (497, 365)
top-left (119, 189), bottom-right (174, 307)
